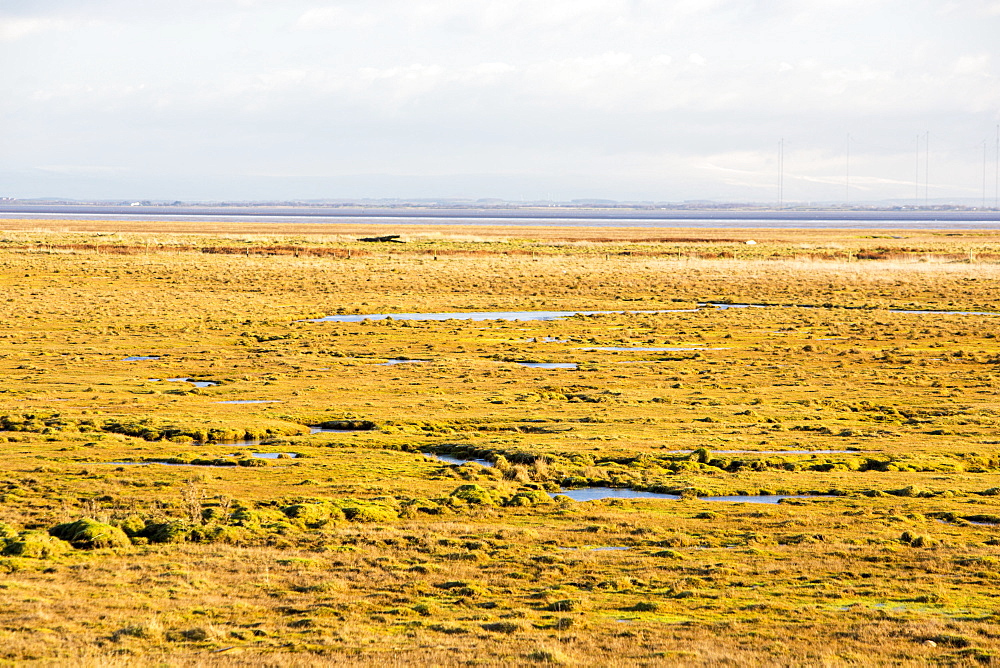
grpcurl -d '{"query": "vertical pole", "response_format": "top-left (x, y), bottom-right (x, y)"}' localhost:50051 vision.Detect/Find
top-left (915, 134), bottom-right (921, 205)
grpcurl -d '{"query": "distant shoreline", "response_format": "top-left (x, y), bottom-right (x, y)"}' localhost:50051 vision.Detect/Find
top-left (2, 203), bottom-right (1000, 229)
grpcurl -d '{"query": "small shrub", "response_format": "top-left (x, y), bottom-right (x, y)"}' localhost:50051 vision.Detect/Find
top-left (339, 503), bottom-right (397, 523)
top-left (412, 602), bottom-right (436, 617)
top-left (627, 601), bottom-right (659, 612)
top-left (112, 620), bottom-right (163, 642)
top-left (449, 484), bottom-right (496, 506)
top-left (527, 648), bottom-right (571, 664)
top-left (2, 531), bottom-right (71, 558)
top-left (653, 549), bottom-right (685, 559)
top-left (544, 599), bottom-right (578, 612)
top-left (282, 503), bottom-right (335, 528)
top-left (50, 518), bottom-right (130, 549)
top-left (428, 624), bottom-right (468, 635)
top-left (482, 621), bottom-right (522, 634)
top-left (143, 521), bottom-right (194, 544)
top-left (0, 522), bottom-right (18, 540)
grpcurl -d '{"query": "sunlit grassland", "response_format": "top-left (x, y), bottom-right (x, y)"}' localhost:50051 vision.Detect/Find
top-left (1, 224), bottom-right (999, 665)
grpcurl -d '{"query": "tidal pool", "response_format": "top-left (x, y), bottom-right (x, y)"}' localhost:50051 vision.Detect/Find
top-left (582, 346), bottom-right (729, 351)
top-left (306, 308), bottom-right (693, 323)
top-left (424, 453), bottom-right (494, 467)
top-left (516, 362), bottom-right (577, 369)
top-left (305, 303), bottom-right (999, 326)
top-left (553, 488), bottom-right (814, 503)
top-left (215, 400), bottom-right (280, 404)
top-left (554, 488), bottom-right (681, 501)
top-left (150, 377), bottom-right (218, 388)
top-left (559, 546), bottom-right (631, 552)
top-left (123, 356), bottom-right (159, 361)
top-left (379, 359), bottom-right (429, 365)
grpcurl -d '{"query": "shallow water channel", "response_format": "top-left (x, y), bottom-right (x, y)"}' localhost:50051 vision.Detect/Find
top-left (422, 454), bottom-right (818, 503)
top-left (425, 453), bottom-right (494, 467)
top-left (582, 346), bottom-right (729, 352)
top-left (305, 303), bottom-right (999, 325)
top-left (306, 308), bottom-right (692, 323)
top-left (551, 488), bottom-right (814, 503)
top-left (150, 377), bottom-right (218, 388)
top-left (516, 362), bottom-right (577, 369)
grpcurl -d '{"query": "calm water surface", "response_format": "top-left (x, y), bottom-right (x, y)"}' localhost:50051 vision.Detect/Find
top-left (553, 488), bottom-right (816, 503)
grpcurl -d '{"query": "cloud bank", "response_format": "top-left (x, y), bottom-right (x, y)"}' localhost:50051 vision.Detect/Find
top-left (1, 0), bottom-right (998, 202)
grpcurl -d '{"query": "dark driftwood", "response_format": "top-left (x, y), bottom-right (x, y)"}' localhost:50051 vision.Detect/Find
top-left (358, 235), bottom-right (404, 243)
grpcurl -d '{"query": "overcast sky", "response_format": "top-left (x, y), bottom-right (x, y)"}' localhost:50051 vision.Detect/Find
top-left (2, 0), bottom-right (999, 203)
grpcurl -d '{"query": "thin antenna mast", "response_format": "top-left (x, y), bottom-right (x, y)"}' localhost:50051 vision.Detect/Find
top-left (995, 124), bottom-right (999, 209)
top-left (915, 134), bottom-right (921, 205)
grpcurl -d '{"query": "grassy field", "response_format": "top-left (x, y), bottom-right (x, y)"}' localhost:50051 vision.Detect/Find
top-left (1, 221), bottom-right (1000, 666)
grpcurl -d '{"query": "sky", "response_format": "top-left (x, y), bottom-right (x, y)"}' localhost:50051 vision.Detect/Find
top-left (2, 0), bottom-right (999, 203)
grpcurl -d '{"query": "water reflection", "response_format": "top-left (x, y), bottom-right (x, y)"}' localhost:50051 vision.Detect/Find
top-left (582, 346), bottom-right (729, 352)
top-left (424, 453), bottom-right (494, 467)
top-left (306, 308), bottom-right (692, 323)
top-left (516, 362), bottom-right (577, 369)
top-left (553, 487), bottom-right (814, 503)
top-left (150, 377), bottom-right (218, 388)
top-left (305, 302), bottom-right (999, 326)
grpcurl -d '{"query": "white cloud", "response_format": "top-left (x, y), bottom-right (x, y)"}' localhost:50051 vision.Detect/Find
top-left (953, 53), bottom-right (991, 75)
top-left (1, 0), bottom-right (998, 201)
top-left (35, 165), bottom-right (126, 176)
top-left (0, 16), bottom-right (67, 41)
top-left (294, 6), bottom-right (378, 30)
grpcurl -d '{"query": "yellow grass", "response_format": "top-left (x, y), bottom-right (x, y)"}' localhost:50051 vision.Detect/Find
top-left (0, 222), bottom-right (998, 665)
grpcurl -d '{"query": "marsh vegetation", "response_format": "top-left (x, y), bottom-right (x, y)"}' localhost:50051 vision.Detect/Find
top-left (1, 221), bottom-right (1000, 665)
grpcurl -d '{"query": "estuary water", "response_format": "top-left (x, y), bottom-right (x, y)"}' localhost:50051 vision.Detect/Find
top-left (3, 204), bottom-right (999, 228)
